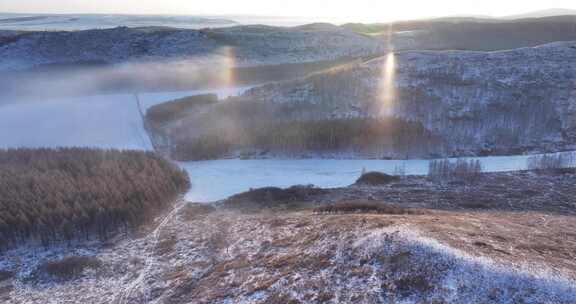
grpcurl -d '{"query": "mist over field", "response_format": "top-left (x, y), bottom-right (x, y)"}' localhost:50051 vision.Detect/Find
top-left (1, 6), bottom-right (576, 304)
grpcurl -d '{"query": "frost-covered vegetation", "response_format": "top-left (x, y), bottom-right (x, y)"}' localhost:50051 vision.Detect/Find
top-left (152, 41), bottom-right (576, 160)
top-left (344, 15), bottom-right (576, 51)
top-left (527, 152), bottom-right (576, 172)
top-left (171, 117), bottom-right (439, 160)
top-left (428, 158), bottom-right (483, 182)
top-left (0, 25), bottom-right (384, 71)
top-left (0, 148), bottom-right (189, 250)
top-left (4, 170), bottom-right (576, 303)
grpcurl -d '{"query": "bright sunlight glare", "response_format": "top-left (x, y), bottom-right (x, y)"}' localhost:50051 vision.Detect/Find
top-left (3, 0), bottom-right (576, 23)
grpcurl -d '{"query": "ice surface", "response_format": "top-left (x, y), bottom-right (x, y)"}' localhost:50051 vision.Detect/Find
top-left (181, 153), bottom-right (562, 202)
top-left (0, 87), bottom-right (572, 203)
top-left (0, 88), bottom-right (246, 150)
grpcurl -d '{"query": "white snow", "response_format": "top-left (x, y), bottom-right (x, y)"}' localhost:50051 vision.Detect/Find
top-left (181, 153), bottom-right (572, 202)
top-left (1, 86), bottom-right (573, 203)
top-left (0, 87), bottom-right (247, 150)
top-left (0, 13), bottom-right (238, 31)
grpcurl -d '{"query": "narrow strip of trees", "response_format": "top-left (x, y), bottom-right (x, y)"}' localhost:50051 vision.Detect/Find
top-left (0, 148), bottom-right (190, 251)
top-left (172, 117), bottom-right (441, 160)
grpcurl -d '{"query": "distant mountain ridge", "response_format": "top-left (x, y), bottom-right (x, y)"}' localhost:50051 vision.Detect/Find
top-left (501, 8), bottom-right (576, 19)
top-left (2, 14), bottom-right (576, 73)
top-left (0, 25), bottom-right (384, 71)
top-left (0, 13), bottom-right (239, 31)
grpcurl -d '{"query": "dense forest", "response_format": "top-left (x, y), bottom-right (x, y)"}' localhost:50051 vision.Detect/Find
top-left (146, 94), bottom-right (218, 125)
top-left (0, 148), bottom-right (190, 250)
top-left (171, 117), bottom-right (441, 160)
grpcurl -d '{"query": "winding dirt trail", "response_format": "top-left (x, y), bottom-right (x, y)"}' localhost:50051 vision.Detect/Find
top-left (114, 199), bottom-right (186, 304)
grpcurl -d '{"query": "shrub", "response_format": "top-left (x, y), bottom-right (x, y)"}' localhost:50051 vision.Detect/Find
top-left (225, 185), bottom-right (327, 209)
top-left (181, 203), bottom-right (216, 221)
top-left (155, 234), bottom-right (178, 256)
top-left (0, 148), bottom-right (190, 250)
top-left (314, 201), bottom-right (419, 215)
top-left (355, 171), bottom-right (400, 186)
top-left (41, 256), bottom-right (102, 280)
top-left (0, 271), bottom-right (13, 282)
top-left (428, 158), bottom-right (482, 182)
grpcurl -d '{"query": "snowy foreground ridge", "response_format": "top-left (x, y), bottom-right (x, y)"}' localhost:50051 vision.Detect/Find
top-left (4, 209), bottom-right (576, 303)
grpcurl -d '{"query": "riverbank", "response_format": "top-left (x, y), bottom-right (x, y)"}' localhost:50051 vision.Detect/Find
top-left (180, 153), bottom-right (576, 202)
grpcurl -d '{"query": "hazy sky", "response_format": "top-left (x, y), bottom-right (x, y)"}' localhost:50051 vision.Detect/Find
top-left (2, 0), bottom-right (576, 22)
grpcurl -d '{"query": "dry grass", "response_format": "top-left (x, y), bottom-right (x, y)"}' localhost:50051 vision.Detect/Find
top-left (40, 256), bottom-right (102, 280)
top-left (181, 203), bottom-right (216, 221)
top-left (314, 200), bottom-right (421, 215)
top-left (0, 271), bottom-right (13, 282)
top-left (224, 185), bottom-right (327, 210)
top-left (155, 234), bottom-right (178, 256)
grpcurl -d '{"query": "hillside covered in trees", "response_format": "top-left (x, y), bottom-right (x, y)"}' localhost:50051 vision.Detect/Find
top-left (150, 40), bottom-right (576, 160)
top-left (0, 148), bottom-right (190, 250)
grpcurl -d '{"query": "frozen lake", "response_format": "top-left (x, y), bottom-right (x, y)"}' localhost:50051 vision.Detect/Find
top-left (1, 88), bottom-right (572, 203)
top-left (181, 153), bottom-right (570, 202)
top-left (0, 88), bottom-right (247, 150)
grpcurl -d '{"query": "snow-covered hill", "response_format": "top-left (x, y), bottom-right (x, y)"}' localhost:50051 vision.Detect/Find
top-left (0, 25), bottom-right (385, 71)
top-left (0, 13), bottom-right (238, 31)
top-left (4, 184), bottom-right (576, 303)
top-left (232, 41), bottom-right (576, 157)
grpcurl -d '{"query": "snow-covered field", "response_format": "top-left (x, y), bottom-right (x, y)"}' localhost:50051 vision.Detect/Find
top-left (0, 87), bottom-right (247, 150)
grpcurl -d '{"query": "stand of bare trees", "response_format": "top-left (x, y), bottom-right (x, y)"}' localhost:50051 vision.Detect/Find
top-left (0, 148), bottom-right (190, 251)
top-left (527, 152), bottom-right (576, 172)
top-left (428, 158), bottom-right (483, 182)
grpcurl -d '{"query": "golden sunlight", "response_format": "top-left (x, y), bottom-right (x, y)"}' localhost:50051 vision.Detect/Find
top-left (218, 46), bottom-right (236, 88)
top-left (379, 21), bottom-right (397, 115)
top-left (379, 52), bottom-right (396, 114)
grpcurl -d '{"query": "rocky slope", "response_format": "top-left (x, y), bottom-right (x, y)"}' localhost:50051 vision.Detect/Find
top-left (0, 24), bottom-right (385, 71)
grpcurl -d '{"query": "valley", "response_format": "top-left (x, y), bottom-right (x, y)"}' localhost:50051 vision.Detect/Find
top-left (1, 8), bottom-right (576, 303)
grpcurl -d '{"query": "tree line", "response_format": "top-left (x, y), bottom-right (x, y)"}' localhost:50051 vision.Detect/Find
top-left (172, 117), bottom-right (441, 160)
top-left (0, 148), bottom-right (190, 250)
